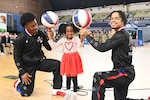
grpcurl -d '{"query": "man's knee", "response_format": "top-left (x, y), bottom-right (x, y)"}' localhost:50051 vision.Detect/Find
top-left (93, 72), bottom-right (102, 78)
top-left (56, 60), bottom-right (60, 67)
top-left (17, 85), bottom-right (33, 97)
top-left (20, 89), bottom-right (33, 97)
top-left (54, 60), bottom-right (61, 71)
top-left (21, 92), bottom-right (32, 97)
top-left (93, 72), bottom-right (103, 83)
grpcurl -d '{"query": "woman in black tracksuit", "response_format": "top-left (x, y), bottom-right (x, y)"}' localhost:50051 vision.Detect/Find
top-left (80, 10), bottom-right (135, 100)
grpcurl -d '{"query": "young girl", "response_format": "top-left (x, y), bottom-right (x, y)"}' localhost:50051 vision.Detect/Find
top-left (47, 24), bottom-right (83, 100)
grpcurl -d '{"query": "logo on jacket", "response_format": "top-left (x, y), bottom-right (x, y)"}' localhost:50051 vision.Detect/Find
top-left (37, 36), bottom-right (43, 43)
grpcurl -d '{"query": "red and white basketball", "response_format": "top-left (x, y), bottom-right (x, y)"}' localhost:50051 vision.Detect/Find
top-left (41, 11), bottom-right (59, 28)
top-left (72, 9), bottom-right (92, 29)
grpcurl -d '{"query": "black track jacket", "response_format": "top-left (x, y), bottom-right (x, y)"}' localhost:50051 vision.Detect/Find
top-left (13, 30), bottom-right (51, 75)
top-left (86, 29), bottom-right (133, 69)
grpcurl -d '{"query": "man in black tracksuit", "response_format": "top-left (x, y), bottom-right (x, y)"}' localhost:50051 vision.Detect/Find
top-left (13, 13), bottom-right (63, 96)
top-left (80, 10), bottom-right (135, 100)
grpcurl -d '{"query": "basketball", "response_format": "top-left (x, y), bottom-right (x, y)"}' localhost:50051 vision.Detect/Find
top-left (72, 9), bottom-right (92, 29)
top-left (41, 11), bottom-right (59, 28)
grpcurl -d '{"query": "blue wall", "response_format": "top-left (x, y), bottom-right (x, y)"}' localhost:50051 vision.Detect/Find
top-left (13, 14), bottom-right (24, 33)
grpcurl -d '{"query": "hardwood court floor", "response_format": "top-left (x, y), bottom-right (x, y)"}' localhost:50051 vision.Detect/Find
top-left (0, 44), bottom-right (150, 100)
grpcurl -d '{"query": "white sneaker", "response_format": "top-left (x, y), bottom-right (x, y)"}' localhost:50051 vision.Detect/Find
top-left (0, 52), bottom-right (5, 56)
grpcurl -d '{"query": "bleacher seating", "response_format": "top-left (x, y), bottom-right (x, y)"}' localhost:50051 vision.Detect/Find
top-left (130, 9), bottom-right (150, 18)
top-left (57, 5), bottom-right (150, 24)
top-left (92, 12), bottom-right (110, 21)
top-left (58, 16), bottom-right (64, 20)
top-left (58, 12), bottom-right (110, 22)
top-left (60, 15), bottom-right (72, 22)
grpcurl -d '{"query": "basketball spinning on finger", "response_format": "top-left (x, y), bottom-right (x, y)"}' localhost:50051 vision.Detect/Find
top-left (41, 11), bottom-right (59, 28)
top-left (72, 9), bottom-right (92, 29)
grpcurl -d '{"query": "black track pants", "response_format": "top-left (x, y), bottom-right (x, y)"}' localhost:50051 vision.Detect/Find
top-left (92, 67), bottom-right (135, 100)
top-left (17, 59), bottom-right (62, 96)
